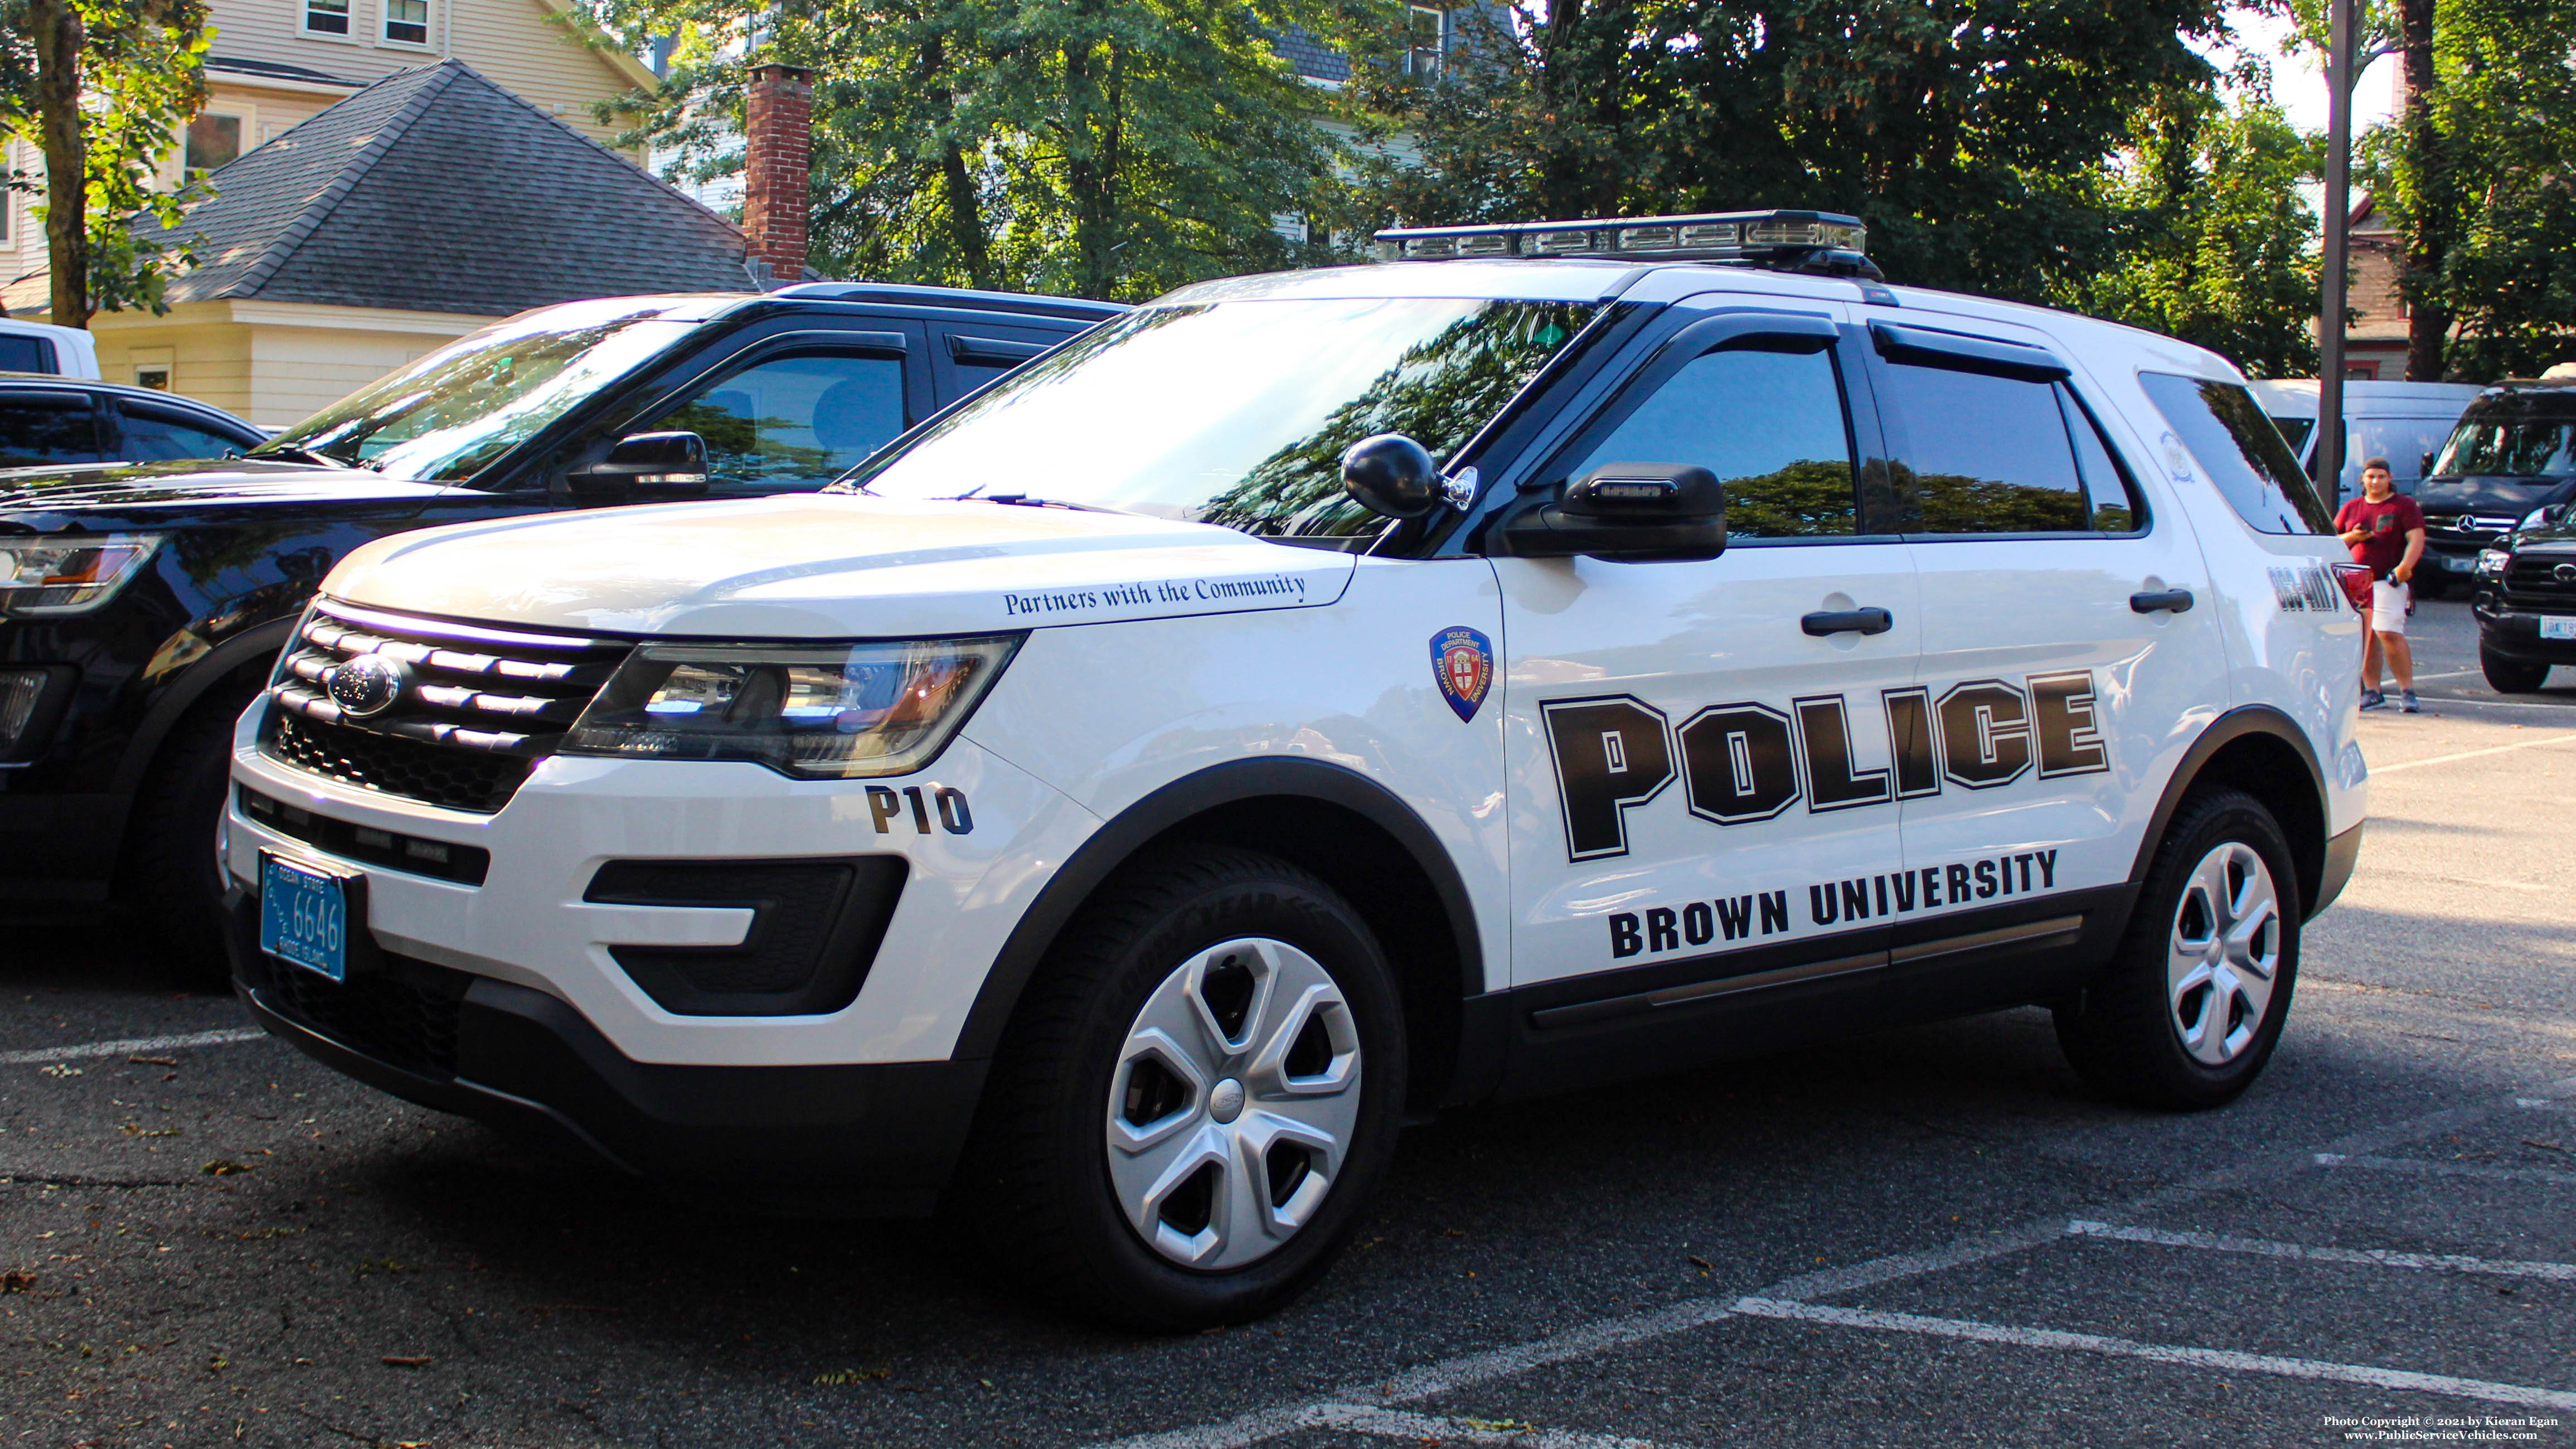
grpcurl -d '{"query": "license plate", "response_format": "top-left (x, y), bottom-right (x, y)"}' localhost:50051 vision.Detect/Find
top-left (2542, 617), bottom-right (2576, 641)
top-left (260, 853), bottom-right (352, 981)
top-left (2439, 554), bottom-right (2473, 571)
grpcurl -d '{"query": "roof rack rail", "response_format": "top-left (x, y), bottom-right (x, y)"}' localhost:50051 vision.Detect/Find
top-left (1372, 209), bottom-right (1880, 280)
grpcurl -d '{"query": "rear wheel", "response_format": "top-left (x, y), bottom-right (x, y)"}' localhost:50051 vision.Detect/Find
top-left (953, 846), bottom-right (1404, 1330)
top-left (2055, 788), bottom-right (2300, 1111)
top-left (122, 677), bottom-right (262, 982)
top-left (2481, 648), bottom-right (2550, 694)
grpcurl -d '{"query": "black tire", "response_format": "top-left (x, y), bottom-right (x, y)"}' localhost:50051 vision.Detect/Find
top-left (121, 676), bottom-right (263, 982)
top-left (2481, 648), bottom-right (2550, 694)
top-left (950, 845), bottom-right (1405, 1331)
top-left (2054, 788), bottom-right (2301, 1111)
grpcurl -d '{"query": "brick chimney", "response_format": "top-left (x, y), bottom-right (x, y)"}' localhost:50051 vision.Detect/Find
top-left (741, 62), bottom-right (814, 285)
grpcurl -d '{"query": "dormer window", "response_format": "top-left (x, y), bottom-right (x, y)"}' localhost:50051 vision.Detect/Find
top-left (385, 0), bottom-right (429, 45)
top-left (1406, 6), bottom-right (1445, 79)
top-left (304, 0), bottom-right (350, 35)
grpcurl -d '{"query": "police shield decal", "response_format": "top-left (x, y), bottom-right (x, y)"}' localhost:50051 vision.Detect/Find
top-left (1431, 625), bottom-right (1494, 722)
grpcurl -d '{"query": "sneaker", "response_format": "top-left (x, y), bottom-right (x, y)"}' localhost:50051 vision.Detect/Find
top-left (2361, 689), bottom-right (2386, 710)
top-left (2401, 690), bottom-right (2420, 713)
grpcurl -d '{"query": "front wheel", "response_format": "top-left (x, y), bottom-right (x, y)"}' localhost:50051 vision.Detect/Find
top-left (2481, 647), bottom-right (2550, 694)
top-left (122, 679), bottom-right (262, 982)
top-left (2055, 788), bottom-right (2301, 1111)
top-left (952, 846), bottom-right (1405, 1330)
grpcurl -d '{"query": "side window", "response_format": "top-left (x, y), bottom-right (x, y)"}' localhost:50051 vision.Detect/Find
top-left (640, 351), bottom-right (907, 493)
top-left (1877, 361), bottom-right (2092, 534)
top-left (0, 397), bottom-right (100, 467)
top-left (2137, 372), bottom-right (2331, 534)
top-left (0, 334), bottom-right (59, 374)
top-left (1569, 347), bottom-right (1858, 538)
top-left (119, 404), bottom-right (248, 462)
top-left (2063, 393), bottom-right (2145, 532)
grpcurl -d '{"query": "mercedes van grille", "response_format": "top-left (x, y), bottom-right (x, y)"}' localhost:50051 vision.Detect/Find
top-left (259, 602), bottom-right (631, 813)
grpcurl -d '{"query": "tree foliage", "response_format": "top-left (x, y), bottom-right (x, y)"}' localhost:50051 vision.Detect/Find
top-left (2054, 91), bottom-right (2322, 378)
top-left (0, 0), bottom-right (208, 323)
top-left (590, 0), bottom-right (1344, 299)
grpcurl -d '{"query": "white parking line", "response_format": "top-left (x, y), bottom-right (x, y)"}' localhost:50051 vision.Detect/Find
top-left (2316, 1153), bottom-right (2576, 1187)
top-left (0, 1026), bottom-right (267, 1067)
top-left (2066, 1220), bottom-right (2576, 1282)
top-left (2371, 731), bottom-right (2576, 773)
top-left (1728, 1299), bottom-right (2576, 1412)
top-left (1304, 1403), bottom-right (1665, 1448)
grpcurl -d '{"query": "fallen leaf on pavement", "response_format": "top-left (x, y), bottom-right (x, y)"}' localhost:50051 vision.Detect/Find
top-left (1, 1270), bottom-right (33, 1292)
top-left (380, 1355), bottom-right (432, 1368)
top-left (128, 1055), bottom-right (177, 1067)
top-left (200, 1160), bottom-right (252, 1176)
top-left (812, 1366), bottom-right (891, 1385)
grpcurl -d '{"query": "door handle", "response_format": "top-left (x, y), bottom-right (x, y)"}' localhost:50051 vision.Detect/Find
top-left (2129, 589), bottom-right (2195, 614)
top-left (1801, 607), bottom-right (1894, 637)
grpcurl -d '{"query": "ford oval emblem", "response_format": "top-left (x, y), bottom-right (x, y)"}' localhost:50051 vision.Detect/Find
top-left (325, 652), bottom-right (409, 719)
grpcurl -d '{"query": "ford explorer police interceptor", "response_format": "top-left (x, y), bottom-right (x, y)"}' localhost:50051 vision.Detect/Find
top-left (220, 211), bottom-right (2369, 1330)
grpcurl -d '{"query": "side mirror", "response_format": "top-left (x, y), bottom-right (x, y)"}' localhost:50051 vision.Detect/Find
top-left (566, 430), bottom-right (710, 500)
top-left (2422, 451), bottom-right (2438, 477)
top-left (1341, 433), bottom-right (1440, 520)
top-left (1502, 462), bottom-right (1727, 562)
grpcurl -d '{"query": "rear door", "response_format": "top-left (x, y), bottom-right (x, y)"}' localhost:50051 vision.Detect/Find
top-left (925, 321), bottom-right (1081, 408)
top-left (1855, 313), bottom-right (2224, 1011)
top-left (0, 390), bottom-right (104, 468)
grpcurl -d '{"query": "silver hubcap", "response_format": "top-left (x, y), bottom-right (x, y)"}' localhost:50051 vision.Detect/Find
top-left (1105, 937), bottom-right (1362, 1270)
top-left (2166, 842), bottom-right (2281, 1065)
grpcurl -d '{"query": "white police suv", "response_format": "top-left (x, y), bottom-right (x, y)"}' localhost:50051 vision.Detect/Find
top-left (222, 212), bottom-right (2368, 1329)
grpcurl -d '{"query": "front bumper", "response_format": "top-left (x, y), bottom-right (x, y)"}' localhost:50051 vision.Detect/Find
top-left (228, 895), bottom-right (987, 1213)
top-left (2471, 599), bottom-right (2576, 662)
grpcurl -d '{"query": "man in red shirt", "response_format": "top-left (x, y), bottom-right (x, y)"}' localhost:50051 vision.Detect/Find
top-left (2334, 456), bottom-right (2427, 711)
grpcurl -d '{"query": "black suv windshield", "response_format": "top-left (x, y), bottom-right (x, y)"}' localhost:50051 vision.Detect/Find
top-left (253, 301), bottom-right (700, 482)
top-left (843, 297), bottom-right (1603, 539)
top-left (2432, 416), bottom-right (2576, 479)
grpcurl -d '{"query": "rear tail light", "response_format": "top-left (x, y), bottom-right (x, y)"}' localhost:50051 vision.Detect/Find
top-left (2329, 563), bottom-right (2374, 615)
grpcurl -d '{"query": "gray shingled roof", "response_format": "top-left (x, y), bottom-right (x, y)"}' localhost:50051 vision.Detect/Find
top-left (149, 59), bottom-right (750, 315)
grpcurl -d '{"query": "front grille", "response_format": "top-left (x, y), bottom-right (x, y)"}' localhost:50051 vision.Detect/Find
top-left (259, 602), bottom-right (630, 813)
top-left (2502, 556), bottom-right (2576, 610)
top-left (261, 952), bottom-right (469, 1079)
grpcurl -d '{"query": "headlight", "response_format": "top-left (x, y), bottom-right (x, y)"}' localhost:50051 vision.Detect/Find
top-left (0, 534), bottom-right (164, 615)
top-left (2522, 506), bottom-right (2560, 530)
top-left (561, 635), bottom-right (1020, 778)
top-left (2477, 549), bottom-right (2510, 576)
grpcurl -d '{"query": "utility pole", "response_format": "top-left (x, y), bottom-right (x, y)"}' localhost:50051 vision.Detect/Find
top-left (2317, 0), bottom-right (2355, 505)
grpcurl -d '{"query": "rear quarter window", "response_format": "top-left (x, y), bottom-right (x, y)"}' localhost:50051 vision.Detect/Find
top-left (2137, 372), bottom-right (2332, 534)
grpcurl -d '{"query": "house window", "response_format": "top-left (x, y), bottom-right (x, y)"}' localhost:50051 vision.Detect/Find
top-left (134, 365), bottom-right (172, 391)
top-left (304, 0), bottom-right (350, 35)
top-left (384, 0), bottom-right (429, 45)
top-left (185, 115), bottom-right (241, 181)
top-left (1406, 6), bottom-right (1444, 78)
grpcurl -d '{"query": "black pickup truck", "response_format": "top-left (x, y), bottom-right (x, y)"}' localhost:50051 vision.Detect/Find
top-left (0, 283), bottom-right (1124, 965)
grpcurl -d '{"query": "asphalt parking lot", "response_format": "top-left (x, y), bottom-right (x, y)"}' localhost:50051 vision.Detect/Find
top-left (3, 596), bottom-right (2571, 1449)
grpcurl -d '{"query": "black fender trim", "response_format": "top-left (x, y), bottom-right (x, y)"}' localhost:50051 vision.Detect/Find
top-left (948, 757), bottom-right (1490, 1078)
top-left (2315, 821), bottom-right (2363, 915)
top-left (2127, 704), bottom-right (2330, 920)
top-left (107, 615), bottom-right (298, 799)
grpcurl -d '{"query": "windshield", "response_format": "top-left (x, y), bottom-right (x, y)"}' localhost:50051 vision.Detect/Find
top-left (255, 301), bottom-right (700, 482)
top-left (843, 297), bottom-right (1605, 539)
top-left (2431, 416), bottom-right (2576, 479)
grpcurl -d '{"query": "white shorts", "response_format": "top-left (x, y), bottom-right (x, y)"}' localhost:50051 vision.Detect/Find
top-left (2370, 579), bottom-right (2410, 634)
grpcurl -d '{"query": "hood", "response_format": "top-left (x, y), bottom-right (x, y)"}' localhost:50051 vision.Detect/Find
top-left (0, 458), bottom-right (469, 523)
top-left (2413, 476), bottom-right (2573, 513)
top-left (326, 493), bottom-right (1359, 638)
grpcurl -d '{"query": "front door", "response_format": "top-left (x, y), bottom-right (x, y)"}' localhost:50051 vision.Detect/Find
top-left (1496, 301), bottom-right (1920, 1063)
top-left (1856, 312), bottom-right (2226, 1012)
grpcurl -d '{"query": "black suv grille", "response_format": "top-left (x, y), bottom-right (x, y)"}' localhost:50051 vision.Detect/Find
top-left (261, 953), bottom-right (469, 1079)
top-left (259, 602), bottom-right (630, 814)
top-left (2503, 555), bottom-right (2576, 610)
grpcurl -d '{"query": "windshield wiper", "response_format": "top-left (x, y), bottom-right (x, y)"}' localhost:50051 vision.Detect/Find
top-left (963, 492), bottom-right (1148, 517)
top-left (245, 444), bottom-right (352, 468)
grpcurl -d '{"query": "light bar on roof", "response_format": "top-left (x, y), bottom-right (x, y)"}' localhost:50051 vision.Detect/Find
top-left (1372, 209), bottom-right (1870, 272)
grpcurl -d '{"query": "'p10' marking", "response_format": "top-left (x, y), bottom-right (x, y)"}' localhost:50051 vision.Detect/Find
top-left (1543, 670), bottom-right (2108, 860)
top-left (866, 784), bottom-right (974, 835)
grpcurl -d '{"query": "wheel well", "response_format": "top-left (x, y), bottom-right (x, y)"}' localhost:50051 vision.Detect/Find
top-left (2186, 732), bottom-right (2326, 912)
top-left (1147, 796), bottom-right (1472, 1112)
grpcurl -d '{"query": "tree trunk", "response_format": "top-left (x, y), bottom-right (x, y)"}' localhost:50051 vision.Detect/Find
top-left (2398, 0), bottom-right (2446, 380)
top-left (29, 0), bottom-right (89, 327)
top-left (923, 33), bottom-right (994, 291)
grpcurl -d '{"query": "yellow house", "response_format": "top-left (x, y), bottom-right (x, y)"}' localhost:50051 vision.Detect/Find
top-left (1, 0), bottom-right (671, 425)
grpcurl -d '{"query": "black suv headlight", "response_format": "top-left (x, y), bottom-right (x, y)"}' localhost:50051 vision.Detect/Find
top-left (2477, 548), bottom-right (2510, 578)
top-left (0, 534), bottom-right (164, 616)
top-left (561, 635), bottom-right (1020, 778)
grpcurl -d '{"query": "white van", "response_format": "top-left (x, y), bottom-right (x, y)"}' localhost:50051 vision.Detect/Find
top-left (0, 316), bottom-right (100, 379)
top-left (2252, 379), bottom-right (2485, 505)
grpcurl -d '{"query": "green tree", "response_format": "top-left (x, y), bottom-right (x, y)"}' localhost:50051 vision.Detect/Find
top-left (1335, 0), bottom-right (2237, 303)
top-left (2056, 91), bottom-right (2323, 378)
top-left (591, 0), bottom-right (1345, 299)
top-left (0, 0), bottom-right (210, 324)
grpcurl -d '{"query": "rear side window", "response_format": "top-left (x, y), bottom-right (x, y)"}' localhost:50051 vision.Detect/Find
top-left (119, 404), bottom-right (248, 462)
top-left (0, 396), bottom-right (100, 466)
top-left (1568, 347), bottom-right (1858, 537)
top-left (2138, 372), bottom-right (2331, 534)
top-left (0, 335), bottom-right (59, 375)
top-left (1874, 362), bottom-right (2138, 534)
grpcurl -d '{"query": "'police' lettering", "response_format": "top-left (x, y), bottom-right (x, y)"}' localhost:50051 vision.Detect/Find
top-left (1796, 695), bottom-right (1893, 812)
top-left (1678, 703), bottom-right (1799, 825)
top-left (2031, 671), bottom-right (2110, 777)
top-left (1542, 696), bottom-right (1676, 860)
top-left (1937, 679), bottom-right (2033, 789)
